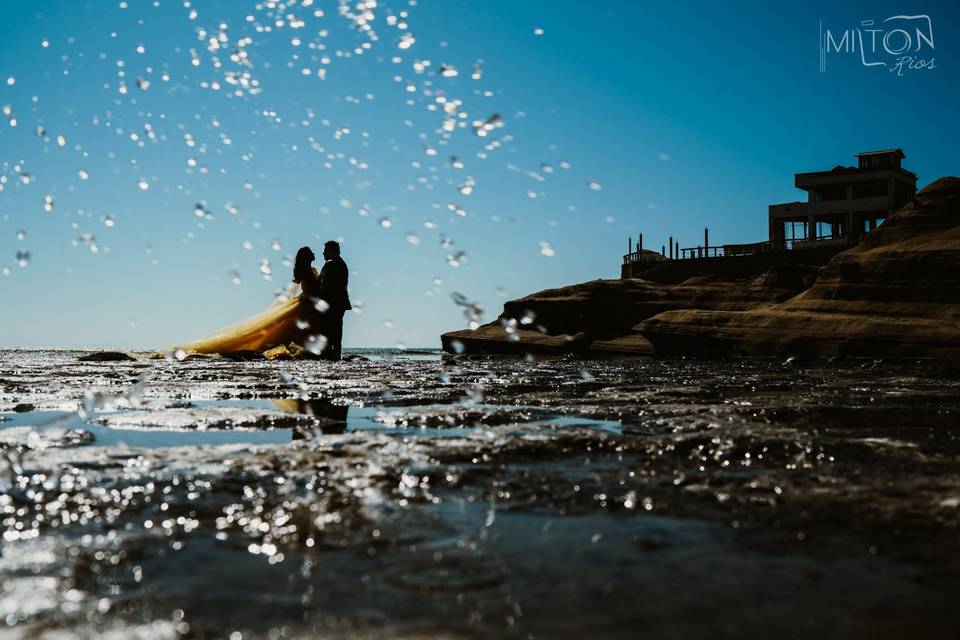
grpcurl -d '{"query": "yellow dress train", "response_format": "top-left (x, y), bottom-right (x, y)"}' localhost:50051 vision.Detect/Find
top-left (162, 293), bottom-right (309, 357)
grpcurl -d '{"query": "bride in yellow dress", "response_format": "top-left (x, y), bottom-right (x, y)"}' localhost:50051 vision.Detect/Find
top-left (160, 247), bottom-right (328, 358)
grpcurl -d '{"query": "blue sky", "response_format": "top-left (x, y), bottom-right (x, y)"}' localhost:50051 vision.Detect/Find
top-left (1, 0), bottom-right (958, 349)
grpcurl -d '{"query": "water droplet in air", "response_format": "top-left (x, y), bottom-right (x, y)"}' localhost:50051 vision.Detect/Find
top-left (397, 33), bottom-right (416, 50)
top-left (138, 178), bottom-right (149, 191)
top-left (378, 217), bottom-right (392, 228)
top-left (43, 195), bottom-right (54, 212)
top-left (405, 233), bottom-right (420, 245)
top-left (539, 241), bottom-right (556, 257)
top-left (136, 77), bottom-right (151, 90)
top-left (439, 64), bottom-right (458, 77)
top-left (305, 334), bottom-right (328, 355)
top-left (458, 176), bottom-right (475, 196)
top-left (472, 113), bottom-right (503, 137)
top-left (533, 27), bottom-right (545, 36)
top-left (16, 230), bottom-right (25, 241)
top-left (446, 251), bottom-right (466, 267)
top-left (587, 177), bottom-right (602, 191)
top-left (103, 215), bottom-right (115, 227)
top-left (228, 270), bottom-right (242, 285)
top-left (16, 250), bottom-right (30, 268)
top-left (1, 265), bottom-right (10, 276)
top-left (383, 319), bottom-right (394, 329)
top-left (271, 238), bottom-right (281, 251)
top-left (5, 77), bottom-right (14, 86)
top-left (34, 126), bottom-right (46, 138)
top-left (174, 348), bottom-right (187, 361)
top-left (450, 339), bottom-right (465, 354)
top-left (259, 259), bottom-right (272, 279)
top-left (78, 169), bottom-right (88, 180)
top-left (242, 241), bottom-right (253, 250)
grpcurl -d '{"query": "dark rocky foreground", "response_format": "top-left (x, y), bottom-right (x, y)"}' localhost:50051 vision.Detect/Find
top-left (1, 350), bottom-right (959, 638)
top-left (443, 177), bottom-right (960, 360)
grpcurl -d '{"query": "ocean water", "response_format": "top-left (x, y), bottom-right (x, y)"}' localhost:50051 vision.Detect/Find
top-left (1, 350), bottom-right (958, 638)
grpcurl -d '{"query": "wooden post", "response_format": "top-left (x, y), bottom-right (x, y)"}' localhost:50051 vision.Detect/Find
top-left (705, 227), bottom-right (709, 252)
top-left (639, 233), bottom-right (643, 256)
top-left (676, 241), bottom-right (680, 260)
top-left (669, 236), bottom-right (673, 259)
top-left (628, 237), bottom-right (632, 256)
top-left (661, 244), bottom-right (665, 256)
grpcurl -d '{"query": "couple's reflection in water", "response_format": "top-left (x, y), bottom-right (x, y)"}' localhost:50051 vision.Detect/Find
top-left (272, 397), bottom-right (349, 440)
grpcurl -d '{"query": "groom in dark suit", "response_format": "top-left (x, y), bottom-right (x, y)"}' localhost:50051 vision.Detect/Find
top-left (318, 240), bottom-right (351, 360)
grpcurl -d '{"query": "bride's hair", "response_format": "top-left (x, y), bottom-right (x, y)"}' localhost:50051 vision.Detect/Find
top-left (293, 246), bottom-right (315, 283)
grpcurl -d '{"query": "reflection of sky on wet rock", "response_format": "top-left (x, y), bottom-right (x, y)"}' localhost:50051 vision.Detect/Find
top-left (2, 352), bottom-right (960, 636)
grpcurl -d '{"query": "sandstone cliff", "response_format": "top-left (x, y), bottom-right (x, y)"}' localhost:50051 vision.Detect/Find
top-left (441, 264), bottom-right (820, 356)
top-left (639, 177), bottom-right (960, 359)
top-left (442, 177), bottom-right (960, 359)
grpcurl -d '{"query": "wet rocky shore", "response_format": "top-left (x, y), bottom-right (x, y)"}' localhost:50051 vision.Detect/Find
top-left (2, 350), bottom-right (959, 638)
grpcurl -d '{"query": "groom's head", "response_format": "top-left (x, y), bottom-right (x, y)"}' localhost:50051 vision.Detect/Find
top-left (323, 240), bottom-right (340, 260)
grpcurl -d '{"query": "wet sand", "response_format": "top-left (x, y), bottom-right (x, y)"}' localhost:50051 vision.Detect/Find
top-left (1, 350), bottom-right (959, 638)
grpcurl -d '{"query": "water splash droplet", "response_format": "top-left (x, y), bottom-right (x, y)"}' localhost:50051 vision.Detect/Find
top-left (305, 334), bottom-right (328, 355)
top-left (138, 178), bottom-right (149, 191)
top-left (539, 241), bottom-right (556, 257)
top-left (228, 270), bottom-right (242, 285)
top-left (378, 217), bottom-right (392, 228)
top-left (78, 169), bottom-right (88, 180)
top-left (458, 176), bottom-right (475, 196)
top-left (587, 177), bottom-right (602, 191)
top-left (397, 33), bottom-right (416, 50)
top-left (259, 259), bottom-right (272, 280)
top-left (16, 250), bottom-right (30, 268)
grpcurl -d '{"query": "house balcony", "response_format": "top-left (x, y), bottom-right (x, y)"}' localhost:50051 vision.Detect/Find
top-left (769, 195), bottom-right (892, 219)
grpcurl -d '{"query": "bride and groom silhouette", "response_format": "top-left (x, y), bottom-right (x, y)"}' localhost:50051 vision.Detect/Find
top-left (173, 241), bottom-right (351, 360)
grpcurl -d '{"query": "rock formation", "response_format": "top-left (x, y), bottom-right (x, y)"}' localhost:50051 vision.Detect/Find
top-left (441, 265), bottom-right (821, 356)
top-left (639, 177), bottom-right (960, 359)
top-left (443, 177), bottom-right (960, 360)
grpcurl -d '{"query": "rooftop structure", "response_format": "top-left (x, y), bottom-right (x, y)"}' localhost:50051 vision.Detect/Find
top-left (768, 149), bottom-right (917, 249)
top-left (621, 150), bottom-right (919, 278)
